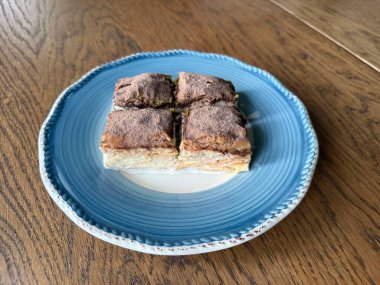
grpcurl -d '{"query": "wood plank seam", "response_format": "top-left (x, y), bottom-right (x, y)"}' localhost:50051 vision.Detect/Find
top-left (269, 0), bottom-right (380, 73)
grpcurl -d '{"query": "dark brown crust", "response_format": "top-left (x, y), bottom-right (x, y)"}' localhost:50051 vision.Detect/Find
top-left (181, 104), bottom-right (251, 156)
top-left (100, 109), bottom-right (175, 150)
top-left (175, 72), bottom-right (236, 106)
top-left (114, 73), bottom-right (174, 108)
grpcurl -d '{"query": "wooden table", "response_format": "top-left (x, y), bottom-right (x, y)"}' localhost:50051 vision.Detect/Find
top-left (1, 0), bottom-right (379, 284)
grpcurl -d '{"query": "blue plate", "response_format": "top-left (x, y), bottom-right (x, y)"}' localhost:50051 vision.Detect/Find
top-left (38, 50), bottom-right (318, 255)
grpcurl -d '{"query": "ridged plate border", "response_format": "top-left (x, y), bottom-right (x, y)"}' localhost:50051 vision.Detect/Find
top-left (38, 50), bottom-right (318, 255)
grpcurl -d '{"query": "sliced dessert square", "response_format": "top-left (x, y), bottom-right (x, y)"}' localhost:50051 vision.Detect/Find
top-left (113, 73), bottom-right (174, 108)
top-left (175, 72), bottom-right (236, 107)
top-left (100, 109), bottom-right (177, 170)
top-left (177, 104), bottom-right (251, 172)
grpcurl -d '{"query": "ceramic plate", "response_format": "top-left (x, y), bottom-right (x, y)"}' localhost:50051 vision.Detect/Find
top-left (39, 50), bottom-right (318, 255)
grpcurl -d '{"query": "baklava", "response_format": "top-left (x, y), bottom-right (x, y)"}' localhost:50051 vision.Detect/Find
top-left (113, 73), bottom-right (174, 109)
top-left (177, 104), bottom-right (251, 172)
top-left (175, 72), bottom-right (236, 107)
top-left (100, 109), bottom-right (177, 170)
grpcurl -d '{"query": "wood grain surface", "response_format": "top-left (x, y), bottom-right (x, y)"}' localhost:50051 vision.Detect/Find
top-left (1, 0), bottom-right (379, 284)
top-left (271, 0), bottom-right (380, 71)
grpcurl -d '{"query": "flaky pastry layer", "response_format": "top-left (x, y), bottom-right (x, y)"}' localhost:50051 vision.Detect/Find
top-left (177, 146), bottom-right (251, 172)
top-left (101, 147), bottom-right (178, 170)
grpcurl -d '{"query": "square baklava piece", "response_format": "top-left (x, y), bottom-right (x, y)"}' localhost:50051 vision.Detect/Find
top-left (100, 109), bottom-right (177, 170)
top-left (114, 73), bottom-right (174, 109)
top-left (175, 72), bottom-right (236, 107)
top-left (177, 104), bottom-right (251, 172)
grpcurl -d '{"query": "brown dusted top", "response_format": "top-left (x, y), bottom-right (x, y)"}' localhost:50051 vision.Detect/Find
top-left (182, 105), bottom-right (251, 155)
top-left (113, 73), bottom-right (174, 108)
top-left (100, 109), bottom-right (175, 150)
top-left (175, 72), bottom-right (236, 106)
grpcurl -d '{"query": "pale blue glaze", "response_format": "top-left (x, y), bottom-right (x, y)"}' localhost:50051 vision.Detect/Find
top-left (42, 50), bottom-right (318, 246)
